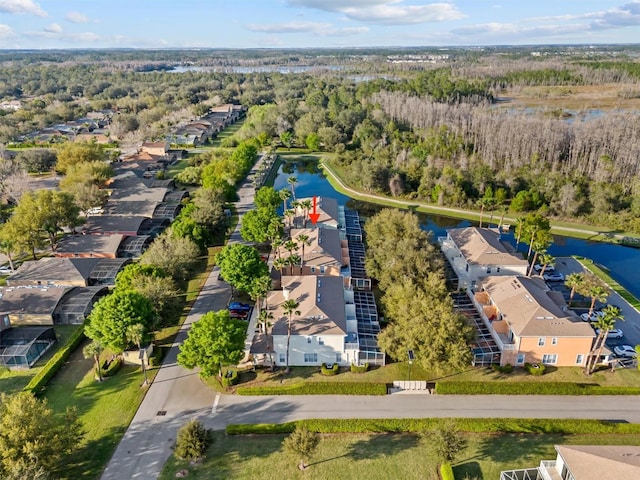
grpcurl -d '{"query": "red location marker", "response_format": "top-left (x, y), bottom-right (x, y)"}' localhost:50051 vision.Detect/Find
top-left (308, 196), bottom-right (320, 225)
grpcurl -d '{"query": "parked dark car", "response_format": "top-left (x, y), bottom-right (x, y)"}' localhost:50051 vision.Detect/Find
top-left (228, 302), bottom-right (251, 311)
top-left (228, 309), bottom-right (249, 319)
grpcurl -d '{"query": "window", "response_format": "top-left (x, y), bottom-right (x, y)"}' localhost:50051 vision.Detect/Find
top-left (486, 267), bottom-right (492, 274)
top-left (465, 263), bottom-right (469, 272)
top-left (310, 266), bottom-right (316, 273)
top-left (542, 354), bottom-right (557, 365)
top-left (538, 337), bottom-right (545, 347)
top-left (552, 337), bottom-right (558, 345)
top-left (306, 337), bottom-right (312, 344)
top-left (320, 266), bottom-right (326, 273)
top-left (576, 354), bottom-right (584, 365)
top-left (516, 353), bottom-right (525, 365)
top-left (336, 353), bottom-right (342, 363)
top-left (279, 354), bottom-right (285, 364)
top-left (318, 337), bottom-right (324, 345)
top-left (304, 353), bottom-right (318, 363)
top-left (496, 267), bottom-right (501, 273)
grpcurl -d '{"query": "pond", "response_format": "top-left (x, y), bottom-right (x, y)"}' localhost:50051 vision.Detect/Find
top-left (273, 159), bottom-right (640, 299)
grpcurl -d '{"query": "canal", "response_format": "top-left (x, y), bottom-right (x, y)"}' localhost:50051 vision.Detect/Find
top-left (273, 160), bottom-right (640, 299)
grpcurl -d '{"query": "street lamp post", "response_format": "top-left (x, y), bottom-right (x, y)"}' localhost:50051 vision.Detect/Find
top-left (139, 348), bottom-right (149, 386)
top-left (408, 349), bottom-right (414, 382)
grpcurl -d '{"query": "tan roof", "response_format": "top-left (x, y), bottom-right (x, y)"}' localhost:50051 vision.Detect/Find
top-left (56, 234), bottom-right (124, 255)
top-left (298, 196), bottom-right (339, 227)
top-left (448, 227), bottom-right (528, 266)
top-left (555, 445), bottom-right (640, 479)
top-left (280, 228), bottom-right (344, 269)
top-left (268, 275), bottom-right (346, 336)
top-left (8, 257), bottom-right (100, 286)
top-left (0, 286), bottom-right (70, 315)
top-left (481, 276), bottom-right (595, 338)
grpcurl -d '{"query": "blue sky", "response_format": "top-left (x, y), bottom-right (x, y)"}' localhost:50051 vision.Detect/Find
top-left (0, 0), bottom-right (639, 49)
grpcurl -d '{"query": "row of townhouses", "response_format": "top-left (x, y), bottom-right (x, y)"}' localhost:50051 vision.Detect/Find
top-left (250, 197), bottom-right (384, 368)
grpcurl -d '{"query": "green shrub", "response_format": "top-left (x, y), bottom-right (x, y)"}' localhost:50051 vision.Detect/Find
top-left (147, 347), bottom-right (163, 367)
top-left (435, 381), bottom-right (640, 395)
top-left (226, 418), bottom-right (640, 435)
top-left (440, 462), bottom-right (455, 480)
top-left (174, 419), bottom-right (211, 460)
top-left (350, 363), bottom-right (369, 373)
top-left (102, 357), bottom-right (122, 378)
top-left (491, 364), bottom-right (513, 374)
top-left (320, 363), bottom-right (339, 376)
top-left (236, 382), bottom-right (387, 396)
top-left (221, 369), bottom-right (239, 387)
top-left (525, 362), bottom-right (546, 376)
top-left (24, 326), bottom-right (86, 395)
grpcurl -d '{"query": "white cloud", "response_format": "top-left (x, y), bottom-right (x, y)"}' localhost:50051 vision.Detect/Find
top-left (246, 21), bottom-right (368, 36)
top-left (22, 30), bottom-right (100, 42)
top-left (65, 11), bottom-right (89, 24)
top-left (0, 24), bottom-right (14, 38)
top-left (0, 0), bottom-right (46, 17)
top-left (286, 0), bottom-right (464, 25)
top-left (44, 23), bottom-right (62, 33)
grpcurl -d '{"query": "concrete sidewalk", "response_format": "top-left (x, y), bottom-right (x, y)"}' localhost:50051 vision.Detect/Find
top-left (100, 155), bottom-right (267, 480)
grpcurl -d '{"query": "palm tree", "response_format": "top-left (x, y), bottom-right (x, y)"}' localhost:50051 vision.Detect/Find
top-left (284, 209), bottom-right (296, 229)
top-left (286, 254), bottom-right (301, 275)
top-left (279, 188), bottom-right (291, 213)
top-left (282, 298), bottom-right (301, 373)
top-left (284, 240), bottom-right (298, 257)
top-left (126, 323), bottom-right (149, 386)
top-left (249, 275), bottom-right (272, 316)
top-left (290, 200), bottom-right (301, 227)
top-left (272, 237), bottom-right (283, 260)
top-left (258, 309), bottom-right (274, 334)
top-left (83, 340), bottom-right (104, 382)
top-left (287, 176), bottom-right (298, 200)
top-left (586, 281), bottom-right (609, 318)
top-left (537, 252), bottom-right (555, 277)
top-left (296, 233), bottom-right (310, 268)
top-left (564, 273), bottom-right (584, 307)
top-left (273, 256), bottom-right (287, 274)
top-left (514, 216), bottom-right (526, 249)
top-left (587, 305), bottom-right (624, 374)
top-left (300, 199), bottom-right (312, 227)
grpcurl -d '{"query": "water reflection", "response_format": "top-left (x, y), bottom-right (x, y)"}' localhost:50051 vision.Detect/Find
top-left (272, 161), bottom-right (640, 298)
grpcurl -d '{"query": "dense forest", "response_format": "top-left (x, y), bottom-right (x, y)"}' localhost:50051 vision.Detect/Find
top-left (1, 46), bottom-right (640, 233)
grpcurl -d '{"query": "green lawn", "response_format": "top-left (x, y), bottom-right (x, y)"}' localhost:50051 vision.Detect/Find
top-left (160, 430), bottom-right (640, 480)
top-left (0, 325), bottom-right (80, 396)
top-left (217, 359), bottom-right (640, 394)
top-left (44, 344), bottom-right (159, 480)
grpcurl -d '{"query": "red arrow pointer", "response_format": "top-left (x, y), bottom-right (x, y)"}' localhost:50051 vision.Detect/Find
top-left (308, 196), bottom-right (320, 225)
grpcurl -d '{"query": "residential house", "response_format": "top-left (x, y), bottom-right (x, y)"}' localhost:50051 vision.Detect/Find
top-left (0, 287), bottom-right (70, 326)
top-left (439, 227), bottom-right (529, 289)
top-left (267, 275), bottom-right (360, 367)
top-left (500, 444), bottom-right (640, 480)
top-left (8, 257), bottom-right (130, 287)
top-left (471, 275), bottom-right (595, 367)
top-left (55, 234), bottom-right (125, 259)
top-left (140, 141), bottom-right (169, 157)
top-left (276, 228), bottom-right (349, 278)
top-left (293, 196), bottom-right (340, 229)
top-left (82, 215), bottom-right (169, 237)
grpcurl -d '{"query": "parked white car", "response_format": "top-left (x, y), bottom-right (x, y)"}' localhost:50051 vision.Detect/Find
top-left (614, 345), bottom-right (637, 358)
top-left (0, 266), bottom-right (12, 275)
top-left (86, 207), bottom-right (104, 215)
top-left (534, 264), bottom-right (555, 273)
top-left (595, 328), bottom-right (624, 339)
top-left (580, 312), bottom-right (603, 322)
top-left (543, 272), bottom-right (565, 282)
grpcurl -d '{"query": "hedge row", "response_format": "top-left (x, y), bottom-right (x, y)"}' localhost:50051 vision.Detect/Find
top-left (236, 382), bottom-right (387, 396)
top-left (24, 325), bottom-right (86, 395)
top-left (350, 363), bottom-right (369, 373)
top-left (226, 418), bottom-right (640, 436)
top-left (102, 358), bottom-right (122, 378)
top-left (320, 363), bottom-right (339, 376)
top-left (435, 381), bottom-right (640, 395)
top-left (222, 369), bottom-right (239, 387)
top-left (440, 463), bottom-right (455, 480)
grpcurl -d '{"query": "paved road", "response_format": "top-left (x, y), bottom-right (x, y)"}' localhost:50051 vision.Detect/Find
top-left (207, 393), bottom-right (640, 430)
top-left (100, 156), bottom-right (266, 480)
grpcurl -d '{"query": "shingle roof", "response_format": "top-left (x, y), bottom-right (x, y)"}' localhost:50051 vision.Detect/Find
top-left (0, 286), bottom-right (70, 315)
top-left (83, 216), bottom-right (151, 234)
top-left (56, 234), bottom-right (124, 255)
top-left (448, 227), bottom-right (528, 266)
top-left (555, 445), bottom-right (640, 480)
top-left (280, 228), bottom-right (344, 269)
top-left (481, 275), bottom-right (595, 338)
top-left (269, 275), bottom-right (347, 336)
top-left (8, 258), bottom-right (100, 285)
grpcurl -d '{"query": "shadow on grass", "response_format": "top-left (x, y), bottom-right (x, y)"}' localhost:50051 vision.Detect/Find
top-left (476, 433), bottom-right (565, 464)
top-left (454, 461), bottom-right (483, 480)
top-left (346, 433), bottom-right (419, 461)
top-left (62, 426), bottom-right (127, 480)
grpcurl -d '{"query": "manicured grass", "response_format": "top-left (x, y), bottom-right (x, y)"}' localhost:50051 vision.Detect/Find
top-left (227, 360), bottom-right (640, 392)
top-left (320, 159), bottom-right (640, 245)
top-left (576, 256), bottom-right (640, 310)
top-left (0, 325), bottom-right (80, 396)
top-left (165, 157), bottom-right (189, 178)
top-left (160, 430), bottom-right (640, 480)
top-left (44, 345), bottom-right (159, 480)
top-left (210, 121), bottom-right (244, 147)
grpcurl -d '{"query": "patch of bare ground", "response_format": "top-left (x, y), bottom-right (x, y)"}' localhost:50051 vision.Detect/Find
top-left (496, 84), bottom-right (640, 110)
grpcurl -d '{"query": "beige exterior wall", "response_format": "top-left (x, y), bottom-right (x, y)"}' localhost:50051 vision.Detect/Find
top-left (8, 279), bottom-right (87, 288)
top-left (516, 336), bottom-right (593, 367)
top-left (295, 265), bottom-right (341, 277)
top-left (8, 313), bottom-right (54, 327)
